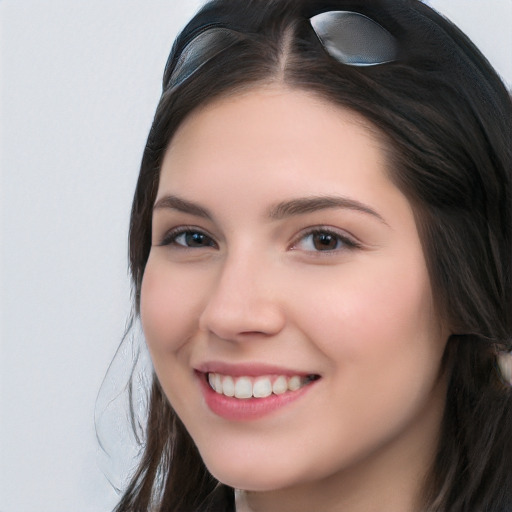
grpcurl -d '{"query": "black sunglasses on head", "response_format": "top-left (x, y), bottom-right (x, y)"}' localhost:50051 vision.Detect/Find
top-left (165, 10), bottom-right (398, 91)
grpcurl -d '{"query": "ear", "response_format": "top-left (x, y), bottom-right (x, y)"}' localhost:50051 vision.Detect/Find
top-left (497, 351), bottom-right (512, 386)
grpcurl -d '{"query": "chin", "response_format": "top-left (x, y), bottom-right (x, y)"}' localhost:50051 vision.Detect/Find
top-left (208, 466), bottom-right (279, 491)
top-left (203, 457), bottom-right (300, 492)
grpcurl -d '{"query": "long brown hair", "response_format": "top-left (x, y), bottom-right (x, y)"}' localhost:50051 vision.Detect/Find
top-left (111, 1), bottom-right (512, 510)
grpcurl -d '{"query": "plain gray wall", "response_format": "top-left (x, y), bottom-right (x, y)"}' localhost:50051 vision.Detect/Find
top-left (0, 1), bottom-right (510, 511)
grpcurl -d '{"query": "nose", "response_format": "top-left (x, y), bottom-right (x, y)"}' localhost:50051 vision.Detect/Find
top-left (198, 251), bottom-right (286, 342)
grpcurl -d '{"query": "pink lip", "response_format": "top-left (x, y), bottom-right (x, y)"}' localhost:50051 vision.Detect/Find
top-left (195, 361), bottom-right (313, 377)
top-left (196, 370), bottom-right (319, 422)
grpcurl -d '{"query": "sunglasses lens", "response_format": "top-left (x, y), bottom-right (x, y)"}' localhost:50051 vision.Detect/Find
top-left (167, 28), bottom-right (244, 90)
top-left (310, 11), bottom-right (398, 66)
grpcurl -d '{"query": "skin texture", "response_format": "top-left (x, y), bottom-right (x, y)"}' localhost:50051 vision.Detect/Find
top-left (140, 85), bottom-right (450, 512)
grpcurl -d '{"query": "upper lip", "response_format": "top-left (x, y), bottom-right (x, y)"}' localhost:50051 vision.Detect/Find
top-left (195, 361), bottom-right (319, 377)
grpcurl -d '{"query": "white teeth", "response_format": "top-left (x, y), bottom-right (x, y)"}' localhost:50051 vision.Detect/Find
top-left (222, 376), bottom-right (235, 397)
top-left (208, 372), bottom-right (216, 390)
top-left (288, 375), bottom-right (301, 391)
top-left (214, 373), bottom-right (223, 394)
top-left (253, 377), bottom-right (272, 398)
top-left (207, 372), bottom-right (317, 399)
top-left (272, 375), bottom-right (288, 395)
top-left (234, 377), bottom-right (252, 399)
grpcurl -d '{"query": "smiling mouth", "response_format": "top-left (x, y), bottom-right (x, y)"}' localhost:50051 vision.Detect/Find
top-left (206, 372), bottom-right (320, 399)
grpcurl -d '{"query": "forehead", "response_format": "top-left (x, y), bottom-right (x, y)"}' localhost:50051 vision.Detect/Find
top-left (163, 86), bottom-right (385, 174)
top-left (157, 85), bottom-right (407, 224)
top-left (168, 85), bottom-right (384, 150)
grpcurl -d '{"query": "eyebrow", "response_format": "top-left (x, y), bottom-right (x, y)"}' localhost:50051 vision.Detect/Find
top-left (153, 194), bottom-right (387, 225)
top-left (268, 196), bottom-right (388, 224)
top-left (153, 195), bottom-right (212, 219)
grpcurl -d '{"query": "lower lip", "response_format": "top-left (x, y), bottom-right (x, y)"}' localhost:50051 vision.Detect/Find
top-left (197, 373), bottom-right (318, 421)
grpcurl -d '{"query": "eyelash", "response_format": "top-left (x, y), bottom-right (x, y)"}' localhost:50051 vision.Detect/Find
top-left (159, 226), bottom-right (217, 249)
top-left (290, 227), bottom-right (362, 253)
top-left (158, 226), bottom-right (362, 253)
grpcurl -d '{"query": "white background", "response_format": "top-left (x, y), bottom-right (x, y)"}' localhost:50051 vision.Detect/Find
top-left (0, 1), bottom-right (510, 511)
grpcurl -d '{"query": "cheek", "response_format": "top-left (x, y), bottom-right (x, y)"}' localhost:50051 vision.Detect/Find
top-left (285, 259), bottom-right (447, 463)
top-left (140, 256), bottom-right (206, 417)
top-left (140, 255), bottom-right (202, 355)
top-left (291, 251), bottom-right (445, 375)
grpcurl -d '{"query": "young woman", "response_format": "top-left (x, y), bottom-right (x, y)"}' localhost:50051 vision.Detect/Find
top-left (111, 0), bottom-right (512, 510)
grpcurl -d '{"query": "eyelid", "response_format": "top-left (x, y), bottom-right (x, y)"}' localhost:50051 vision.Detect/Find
top-left (157, 225), bottom-right (218, 248)
top-left (289, 226), bottom-right (363, 252)
top-left (155, 224), bottom-right (363, 252)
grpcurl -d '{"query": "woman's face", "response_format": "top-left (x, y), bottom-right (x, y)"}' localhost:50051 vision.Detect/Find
top-left (141, 86), bottom-right (449, 499)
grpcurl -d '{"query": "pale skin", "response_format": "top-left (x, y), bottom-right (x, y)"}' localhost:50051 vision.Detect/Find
top-left (141, 85), bottom-right (450, 512)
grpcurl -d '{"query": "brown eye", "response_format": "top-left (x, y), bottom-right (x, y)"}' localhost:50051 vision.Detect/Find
top-left (312, 232), bottom-right (339, 251)
top-left (292, 228), bottom-right (360, 253)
